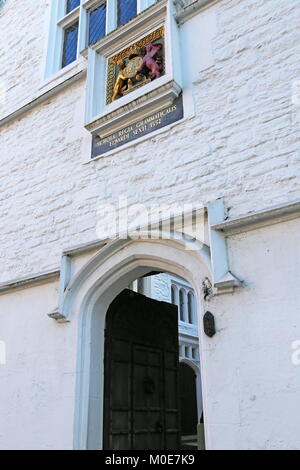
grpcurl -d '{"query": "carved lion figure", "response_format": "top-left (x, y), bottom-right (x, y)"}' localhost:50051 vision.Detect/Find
top-left (138, 43), bottom-right (162, 79)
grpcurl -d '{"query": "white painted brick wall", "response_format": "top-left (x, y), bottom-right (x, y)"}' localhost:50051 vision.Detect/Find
top-left (1, 1), bottom-right (300, 450)
top-left (0, 0), bottom-right (299, 283)
top-left (0, 0), bottom-right (49, 116)
top-left (0, 280), bottom-right (76, 450)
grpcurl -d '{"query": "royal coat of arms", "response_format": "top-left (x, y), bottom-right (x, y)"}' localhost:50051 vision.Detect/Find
top-left (106, 28), bottom-right (164, 104)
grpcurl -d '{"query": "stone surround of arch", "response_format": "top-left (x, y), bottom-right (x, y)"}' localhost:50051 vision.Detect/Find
top-left (68, 235), bottom-right (212, 449)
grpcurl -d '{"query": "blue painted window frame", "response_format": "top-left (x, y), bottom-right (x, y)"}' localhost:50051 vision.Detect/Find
top-left (45, 1), bottom-right (156, 77)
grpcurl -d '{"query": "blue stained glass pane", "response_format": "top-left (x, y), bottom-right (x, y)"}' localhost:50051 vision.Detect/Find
top-left (66, 0), bottom-right (80, 14)
top-left (89, 4), bottom-right (107, 45)
top-left (117, 0), bottom-right (137, 27)
top-left (62, 23), bottom-right (79, 68)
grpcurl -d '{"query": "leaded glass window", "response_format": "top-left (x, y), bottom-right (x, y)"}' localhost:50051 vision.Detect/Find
top-left (117, 0), bottom-right (137, 27)
top-left (46, 0), bottom-right (155, 77)
top-left (66, 0), bottom-right (80, 14)
top-left (89, 3), bottom-right (107, 45)
top-left (62, 22), bottom-right (79, 68)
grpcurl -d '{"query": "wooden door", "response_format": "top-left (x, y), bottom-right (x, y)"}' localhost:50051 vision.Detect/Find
top-left (103, 289), bottom-right (180, 450)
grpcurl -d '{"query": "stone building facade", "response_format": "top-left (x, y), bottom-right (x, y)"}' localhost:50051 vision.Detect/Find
top-left (0, 0), bottom-right (300, 450)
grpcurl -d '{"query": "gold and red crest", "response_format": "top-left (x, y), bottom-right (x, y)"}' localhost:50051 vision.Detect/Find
top-left (106, 27), bottom-right (165, 104)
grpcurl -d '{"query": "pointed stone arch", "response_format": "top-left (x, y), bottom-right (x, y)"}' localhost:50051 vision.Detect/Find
top-left (68, 234), bottom-right (212, 449)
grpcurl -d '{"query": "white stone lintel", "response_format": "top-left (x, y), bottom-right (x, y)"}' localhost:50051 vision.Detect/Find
top-left (86, 79), bottom-right (182, 136)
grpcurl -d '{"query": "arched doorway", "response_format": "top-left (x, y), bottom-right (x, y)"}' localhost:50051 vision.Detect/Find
top-left (61, 236), bottom-right (211, 449)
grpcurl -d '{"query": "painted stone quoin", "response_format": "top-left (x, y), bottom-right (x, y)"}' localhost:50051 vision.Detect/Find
top-left (107, 27), bottom-right (164, 104)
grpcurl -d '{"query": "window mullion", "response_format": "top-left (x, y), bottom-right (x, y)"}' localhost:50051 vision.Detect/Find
top-left (106, 0), bottom-right (117, 34)
top-left (78, 3), bottom-right (88, 53)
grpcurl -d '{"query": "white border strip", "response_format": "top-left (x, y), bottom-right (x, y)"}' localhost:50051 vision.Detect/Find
top-left (1, 199), bottom-right (300, 294)
top-left (211, 200), bottom-right (300, 235)
top-left (0, 268), bottom-right (60, 295)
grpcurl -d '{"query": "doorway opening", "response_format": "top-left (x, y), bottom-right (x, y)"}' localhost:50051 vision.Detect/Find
top-left (103, 272), bottom-right (205, 450)
top-left (70, 236), bottom-right (211, 450)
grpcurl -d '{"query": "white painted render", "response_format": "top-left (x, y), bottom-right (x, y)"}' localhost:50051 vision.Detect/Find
top-left (0, 281), bottom-right (76, 450)
top-left (0, 0), bottom-right (300, 450)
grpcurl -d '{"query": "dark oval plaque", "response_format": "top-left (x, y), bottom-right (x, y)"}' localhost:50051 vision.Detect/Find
top-left (203, 311), bottom-right (216, 338)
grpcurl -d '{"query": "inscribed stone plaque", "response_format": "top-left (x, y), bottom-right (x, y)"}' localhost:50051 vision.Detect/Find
top-left (91, 96), bottom-right (183, 158)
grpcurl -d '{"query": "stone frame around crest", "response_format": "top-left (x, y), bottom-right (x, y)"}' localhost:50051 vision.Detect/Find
top-left (105, 26), bottom-right (165, 105)
top-left (84, 0), bottom-right (183, 141)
